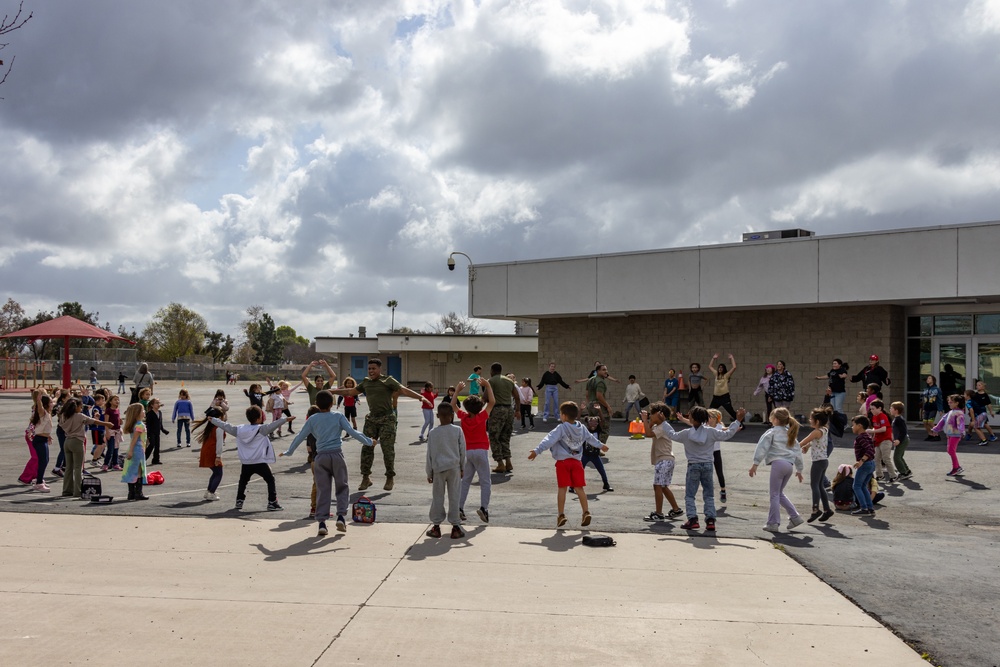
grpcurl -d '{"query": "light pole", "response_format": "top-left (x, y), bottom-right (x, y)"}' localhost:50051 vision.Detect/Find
top-left (447, 251), bottom-right (476, 316)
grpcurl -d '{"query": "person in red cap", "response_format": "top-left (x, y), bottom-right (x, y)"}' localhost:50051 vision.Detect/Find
top-left (852, 354), bottom-right (891, 392)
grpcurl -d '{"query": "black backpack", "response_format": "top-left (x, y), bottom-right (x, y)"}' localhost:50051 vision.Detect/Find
top-left (829, 411), bottom-right (848, 438)
top-left (582, 534), bottom-right (616, 547)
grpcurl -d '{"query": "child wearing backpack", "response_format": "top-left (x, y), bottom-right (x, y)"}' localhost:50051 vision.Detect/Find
top-left (211, 406), bottom-right (294, 511)
top-left (527, 401), bottom-right (600, 528)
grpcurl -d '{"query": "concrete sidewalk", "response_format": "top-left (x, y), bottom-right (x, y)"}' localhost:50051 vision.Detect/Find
top-left (0, 512), bottom-right (922, 666)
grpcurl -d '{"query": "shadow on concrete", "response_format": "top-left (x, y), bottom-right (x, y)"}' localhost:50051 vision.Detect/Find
top-left (899, 478), bottom-right (923, 491)
top-left (811, 523), bottom-right (851, 539)
top-left (269, 517), bottom-right (313, 533)
top-left (280, 461), bottom-right (312, 475)
top-left (950, 476), bottom-right (990, 491)
top-left (673, 534), bottom-right (756, 550)
top-left (715, 509), bottom-right (752, 522)
top-left (884, 485), bottom-right (905, 497)
top-left (861, 515), bottom-right (891, 530)
top-left (251, 534), bottom-right (346, 561)
top-left (162, 500), bottom-right (213, 510)
top-left (350, 491), bottom-right (389, 503)
top-left (769, 533), bottom-right (816, 548)
top-left (405, 525), bottom-right (486, 560)
top-left (519, 530), bottom-right (580, 552)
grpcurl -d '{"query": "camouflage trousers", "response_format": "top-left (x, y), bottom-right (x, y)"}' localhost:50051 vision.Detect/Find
top-left (361, 413), bottom-right (397, 478)
top-left (586, 403), bottom-right (610, 445)
top-left (487, 405), bottom-right (515, 461)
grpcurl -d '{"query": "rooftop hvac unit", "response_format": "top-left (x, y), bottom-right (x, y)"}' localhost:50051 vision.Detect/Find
top-left (742, 229), bottom-right (815, 242)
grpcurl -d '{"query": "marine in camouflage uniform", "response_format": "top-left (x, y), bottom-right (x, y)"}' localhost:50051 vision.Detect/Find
top-left (586, 368), bottom-right (611, 445)
top-left (487, 365), bottom-right (518, 473)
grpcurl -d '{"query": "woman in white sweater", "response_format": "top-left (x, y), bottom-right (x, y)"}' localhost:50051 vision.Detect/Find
top-left (749, 407), bottom-right (804, 533)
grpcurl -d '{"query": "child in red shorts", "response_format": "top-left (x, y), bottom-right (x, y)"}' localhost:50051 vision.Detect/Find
top-left (528, 401), bottom-right (597, 528)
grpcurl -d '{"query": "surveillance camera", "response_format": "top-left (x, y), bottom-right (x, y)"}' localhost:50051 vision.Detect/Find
top-left (447, 257), bottom-right (456, 271)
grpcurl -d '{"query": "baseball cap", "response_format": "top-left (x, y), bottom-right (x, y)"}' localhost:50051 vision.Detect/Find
top-left (869, 354), bottom-right (879, 362)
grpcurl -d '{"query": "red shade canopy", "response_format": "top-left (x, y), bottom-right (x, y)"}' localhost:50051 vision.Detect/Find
top-left (0, 315), bottom-right (134, 343)
top-left (1, 315), bottom-right (136, 388)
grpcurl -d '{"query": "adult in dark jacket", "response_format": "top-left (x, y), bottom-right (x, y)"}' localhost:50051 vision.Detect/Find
top-left (536, 361), bottom-right (571, 423)
top-left (851, 355), bottom-right (891, 391)
top-left (769, 360), bottom-right (795, 408)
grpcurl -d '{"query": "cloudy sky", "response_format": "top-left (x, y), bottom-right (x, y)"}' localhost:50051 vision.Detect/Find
top-left (2, 0), bottom-right (999, 340)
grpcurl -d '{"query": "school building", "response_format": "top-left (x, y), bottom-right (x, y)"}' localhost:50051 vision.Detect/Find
top-left (314, 331), bottom-right (538, 392)
top-left (464, 221), bottom-right (1000, 420)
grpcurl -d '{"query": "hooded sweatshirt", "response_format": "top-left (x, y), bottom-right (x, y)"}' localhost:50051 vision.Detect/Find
top-left (210, 417), bottom-right (287, 464)
top-left (660, 419), bottom-right (742, 463)
top-left (752, 425), bottom-right (804, 472)
top-left (532, 421), bottom-right (601, 461)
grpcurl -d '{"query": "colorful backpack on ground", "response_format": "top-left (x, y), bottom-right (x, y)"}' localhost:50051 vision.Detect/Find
top-left (352, 496), bottom-right (376, 523)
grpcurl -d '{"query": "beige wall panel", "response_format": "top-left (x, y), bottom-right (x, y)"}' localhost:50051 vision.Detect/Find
top-left (596, 250), bottom-right (700, 311)
top-left (700, 240), bottom-right (819, 309)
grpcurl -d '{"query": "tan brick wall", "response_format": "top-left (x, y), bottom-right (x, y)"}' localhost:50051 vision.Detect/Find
top-left (538, 305), bottom-right (906, 418)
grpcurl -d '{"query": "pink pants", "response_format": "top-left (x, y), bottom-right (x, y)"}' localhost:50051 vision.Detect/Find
top-left (947, 436), bottom-right (961, 470)
top-left (272, 409), bottom-right (283, 422)
top-left (18, 442), bottom-right (38, 484)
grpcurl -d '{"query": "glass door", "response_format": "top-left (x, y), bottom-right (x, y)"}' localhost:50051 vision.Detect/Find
top-left (936, 341), bottom-right (968, 397)
top-left (976, 340), bottom-right (1000, 425)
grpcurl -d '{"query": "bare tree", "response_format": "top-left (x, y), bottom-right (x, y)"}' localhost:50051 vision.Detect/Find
top-left (0, 2), bottom-right (32, 91)
top-left (431, 311), bottom-right (487, 335)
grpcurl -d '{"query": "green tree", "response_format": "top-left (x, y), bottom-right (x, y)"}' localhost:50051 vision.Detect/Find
top-left (0, 297), bottom-right (25, 355)
top-left (275, 325), bottom-right (308, 348)
top-left (251, 313), bottom-right (282, 365)
top-left (142, 303), bottom-right (208, 361)
top-left (202, 331), bottom-right (235, 365)
top-left (234, 304), bottom-right (264, 364)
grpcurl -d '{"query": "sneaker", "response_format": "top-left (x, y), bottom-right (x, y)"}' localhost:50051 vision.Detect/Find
top-left (644, 512), bottom-right (666, 522)
top-left (979, 440), bottom-right (989, 447)
top-left (954, 467), bottom-right (964, 475)
top-left (267, 501), bottom-right (283, 511)
top-left (101, 465), bottom-right (108, 472)
top-left (850, 508), bottom-right (869, 515)
top-left (888, 476), bottom-right (899, 483)
top-left (787, 515), bottom-right (805, 530)
top-left (112, 465), bottom-right (122, 471)
top-left (477, 507), bottom-right (489, 523)
top-left (720, 490), bottom-right (727, 503)
top-left (965, 432), bottom-right (973, 441)
top-left (459, 509), bottom-right (467, 522)
top-left (336, 515), bottom-right (347, 532)
top-left (33, 483), bottom-right (50, 493)
top-left (990, 435), bottom-right (998, 442)
top-left (235, 499), bottom-right (244, 510)
top-left (343, 433), bottom-right (350, 439)
top-left (427, 524), bottom-right (442, 538)
top-left (667, 508), bottom-right (685, 519)
top-left (807, 511), bottom-right (822, 523)
top-left (308, 508), bottom-right (316, 519)
top-left (450, 525), bottom-right (465, 539)
top-left (875, 475), bottom-right (884, 482)
top-left (581, 511), bottom-right (592, 527)
top-left (52, 468), bottom-right (64, 478)
top-left (681, 518), bottom-right (700, 530)
top-left (819, 510), bottom-right (835, 522)
top-left (557, 514), bottom-right (567, 527)
top-left (763, 524), bottom-right (780, 532)
top-left (317, 522), bottom-right (328, 536)
top-left (946, 468), bottom-right (960, 476)
top-left (603, 485), bottom-right (614, 492)
top-left (705, 518), bottom-right (716, 532)
top-left (202, 491), bottom-right (214, 501)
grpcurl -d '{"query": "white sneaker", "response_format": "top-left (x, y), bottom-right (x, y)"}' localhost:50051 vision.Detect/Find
top-left (763, 524), bottom-right (780, 532)
top-left (203, 491), bottom-right (220, 501)
top-left (33, 483), bottom-right (51, 493)
top-left (787, 515), bottom-right (805, 530)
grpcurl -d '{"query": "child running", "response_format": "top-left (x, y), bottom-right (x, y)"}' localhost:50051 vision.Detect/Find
top-left (527, 401), bottom-right (599, 528)
top-left (970, 381), bottom-right (998, 446)
top-left (749, 407), bottom-right (805, 532)
top-left (797, 406), bottom-right (834, 523)
top-left (656, 406), bottom-right (746, 532)
top-left (424, 402), bottom-right (467, 539)
top-left (212, 406), bottom-right (294, 511)
top-left (932, 394), bottom-right (966, 476)
top-left (455, 379), bottom-right (495, 524)
top-left (338, 377), bottom-right (359, 432)
top-left (890, 401), bottom-right (913, 480)
top-left (641, 402), bottom-right (684, 521)
top-left (281, 391), bottom-right (370, 535)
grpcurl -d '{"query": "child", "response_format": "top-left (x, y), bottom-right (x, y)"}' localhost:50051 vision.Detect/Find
top-left (921, 375), bottom-right (943, 441)
top-left (622, 375), bottom-right (642, 422)
top-left (58, 399), bottom-right (112, 498)
top-left (424, 403), bottom-right (467, 539)
top-left (932, 394), bottom-right (966, 476)
top-left (29, 394), bottom-right (53, 492)
top-left (245, 383), bottom-right (280, 440)
top-left (338, 377), bottom-right (359, 431)
top-left (641, 402), bottom-right (684, 521)
top-left (527, 401), bottom-right (598, 528)
top-left (211, 389), bottom-right (230, 421)
top-left (855, 390), bottom-right (867, 416)
top-left (797, 406), bottom-right (834, 523)
top-left (190, 407), bottom-right (225, 501)
top-left (268, 390), bottom-right (288, 437)
top-left (869, 400), bottom-right (898, 482)
top-left (518, 378), bottom-right (536, 429)
top-left (831, 464), bottom-right (857, 510)
top-left (101, 395), bottom-right (123, 472)
top-left (89, 393), bottom-right (108, 465)
top-left (850, 416), bottom-right (877, 515)
top-left (211, 406), bottom-right (293, 511)
top-left (863, 383), bottom-right (880, 415)
top-left (419, 382), bottom-right (438, 441)
top-left (971, 381), bottom-right (997, 446)
top-left (706, 408), bottom-right (728, 503)
top-left (651, 406), bottom-right (746, 531)
top-left (281, 391), bottom-right (370, 535)
top-left (172, 389), bottom-right (194, 447)
top-left (441, 385), bottom-right (457, 405)
top-left (455, 379), bottom-right (495, 523)
top-left (120, 402), bottom-right (149, 501)
top-left (268, 379), bottom-right (299, 434)
top-left (686, 362), bottom-right (706, 411)
top-left (749, 407), bottom-right (804, 532)
top-left (890, 402), bottom-right (913, 480)
top-left (144, 398), bottom-right (169, 465)
top-left (662, 370), bottom-right (680, 415)
top-left (708, 353), bottom-right (738, 421)
top-left (753, 364), bottom-right (775, 421)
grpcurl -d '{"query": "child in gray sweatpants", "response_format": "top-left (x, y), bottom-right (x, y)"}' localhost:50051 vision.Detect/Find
top-left (426, 403), bottom-right (467, 539)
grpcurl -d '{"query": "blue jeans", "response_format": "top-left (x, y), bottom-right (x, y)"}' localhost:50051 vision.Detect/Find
top-left (176, 420), bottom-right (190, 445)
top-left (543, 386), bottom-right (559, 420)
top-left (102, 435), bottom-right (119, 468)
top-left (853, 460), bottom-right (875, 510)
top-left (623, 400), bottom-right (642, 421)
top-left (830, 392), bottom-right (846, 413)
top-left (581, 450), bottom-right (610, 489)
top-left (685, 461), bottom-right (716, 519)
top-left (55, 426), bottom-right (66, 470)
